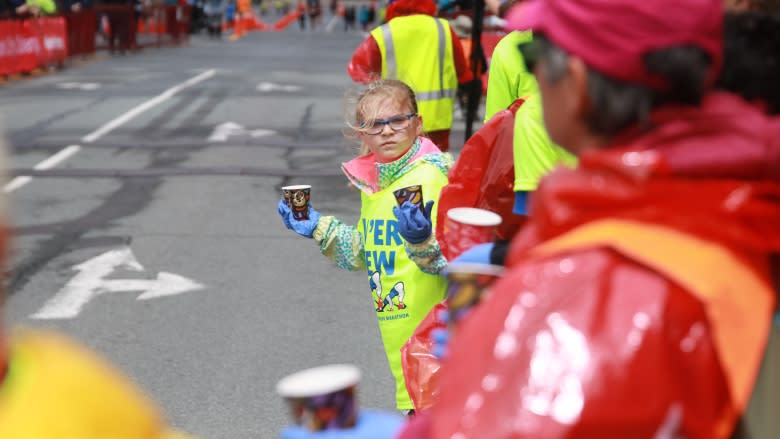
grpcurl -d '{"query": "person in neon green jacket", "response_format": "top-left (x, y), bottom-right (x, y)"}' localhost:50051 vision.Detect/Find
top-left (277, 79), bottom-right (451, 412)
top-left (484, 30), bottom-right (537, 122)
top-left (26, 0), bottom-right (56, 14)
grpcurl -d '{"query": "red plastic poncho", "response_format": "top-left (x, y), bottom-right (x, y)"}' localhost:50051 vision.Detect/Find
top-left (400, 301), bottom-right (447, 411)
top-left (397, 92), bottom-right (780, 439)
top-left (436, 99), bottom-right (527, 260)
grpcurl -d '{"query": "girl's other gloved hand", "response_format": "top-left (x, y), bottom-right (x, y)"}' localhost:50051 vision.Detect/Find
top-left (278, 199), bottom-right (294, 230)
top-left (280, 410), bottom-right (404, 439)
top-left (392, 200), bottom-right (434, 244)
top-left (277, 199), bottom-right (321, 238)
top-left (450, 242), bottom-right (494, 265)
top-left (432, 311), bottom-right (450, 359)
top-left (433, 244), bottom-right (496, 359)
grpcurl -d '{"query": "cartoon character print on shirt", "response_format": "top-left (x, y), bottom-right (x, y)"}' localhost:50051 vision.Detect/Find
top-left (290, 188), bottom-right (311, 221)
top-left (362, 216), bottom-right (410, 314)
top-left (369, 271), bottom-right (407, 312)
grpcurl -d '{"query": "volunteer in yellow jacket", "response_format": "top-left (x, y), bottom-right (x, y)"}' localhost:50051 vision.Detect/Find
top-left (0, 141), bottom-right (194, 439)
top-left (277, 79), bottom-right (451, 413)
top-left (347, 0), bottom-right (474, 152)
top-left (483, 30), bottom-right (536, 122)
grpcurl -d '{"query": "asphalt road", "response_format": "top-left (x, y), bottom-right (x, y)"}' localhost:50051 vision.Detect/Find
top-left (0, 24), bottom-right (473, 439)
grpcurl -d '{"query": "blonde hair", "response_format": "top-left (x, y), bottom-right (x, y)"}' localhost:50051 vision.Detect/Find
top-left (345, 79), bottom-right (420, 156)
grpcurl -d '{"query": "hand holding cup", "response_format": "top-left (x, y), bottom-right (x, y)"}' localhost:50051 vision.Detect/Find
top-left (276, 364), bottom-right (361, 432)
top-left (282, 185), bottom-right (312, 221)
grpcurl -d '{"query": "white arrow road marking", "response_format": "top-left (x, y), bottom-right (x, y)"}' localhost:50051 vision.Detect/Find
top-left (57, 82), bottom-right (101, 90)
top-left (208, 121), bottom-right (245, 142)
top-left (30, 247), bottom-right (205, 320)
top-left (208, 122), bottom-right (276, 142)
top-left (256, 81), bottom-right (301, 92)
top-left (249, 129), bottom-right (275, 138)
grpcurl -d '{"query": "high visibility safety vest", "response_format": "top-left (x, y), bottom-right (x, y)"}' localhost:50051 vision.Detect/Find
top-left (532, 219), bottom-right (777, 433)
top-left (371, 15), bottom-right (458, 133)
top-left (359, 161), bottom-right (449, 410)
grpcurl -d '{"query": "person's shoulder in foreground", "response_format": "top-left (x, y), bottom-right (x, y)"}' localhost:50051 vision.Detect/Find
top-left (0, 329), bottom-right (195, 438)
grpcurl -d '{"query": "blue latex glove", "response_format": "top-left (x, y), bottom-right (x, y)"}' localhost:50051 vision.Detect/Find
top-left (432, 311), bottom-right (450, 359)
top-left (278, 199), bottom-right (293, 230)
top-left (280, 410), bottom-right (404, 439)
top-left (450, 242), bottom-right (495, 265)
top-left (277, 199), bottom-right (321, 238)
top-left (392, 200), bottom-right (434, 244)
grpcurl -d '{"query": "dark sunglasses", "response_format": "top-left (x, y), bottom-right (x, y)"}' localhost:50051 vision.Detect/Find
top-left (517, 40), bottom-right (540, 73)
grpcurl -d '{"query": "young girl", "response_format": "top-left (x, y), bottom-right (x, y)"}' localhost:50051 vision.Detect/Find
top-left (277, 79), bottom-right (451, 413)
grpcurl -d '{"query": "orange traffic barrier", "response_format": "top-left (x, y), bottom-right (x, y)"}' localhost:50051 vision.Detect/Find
top-left (273, 9), bottom-right (301, 30)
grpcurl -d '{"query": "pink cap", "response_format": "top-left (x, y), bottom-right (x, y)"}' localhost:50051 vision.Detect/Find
top-left (505, 0), bottom-right (723, 90)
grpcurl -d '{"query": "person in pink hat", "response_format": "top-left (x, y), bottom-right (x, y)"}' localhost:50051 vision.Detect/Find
top-left (404, 0), bottom-right (778, 437)
top-left (280, 0), bottom-right (780, 437)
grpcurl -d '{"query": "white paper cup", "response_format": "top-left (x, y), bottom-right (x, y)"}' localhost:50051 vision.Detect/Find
top-left (276, 364), bottom-right (361, 431)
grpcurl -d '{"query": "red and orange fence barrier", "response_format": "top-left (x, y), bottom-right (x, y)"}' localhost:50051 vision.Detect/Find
top-left (0, 16), bottom-right (68, 76)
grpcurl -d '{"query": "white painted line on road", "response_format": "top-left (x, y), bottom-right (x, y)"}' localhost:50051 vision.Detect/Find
top-left (208, 121), bottom-right (277, 142)
top-left (58, 82), bottom-right (101, 90)
top-left (5, 70), bottom-right (216, 193)
top-left (82, 69), bottom-right (217, 143)
top-left (256, 81), bottom-right (301, 92)
top-left (4, 144), bottom-right (81, 193)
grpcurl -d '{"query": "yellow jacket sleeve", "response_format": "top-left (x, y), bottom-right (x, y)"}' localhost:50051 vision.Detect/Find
top-left (0, 329), bottom-right (196, 439)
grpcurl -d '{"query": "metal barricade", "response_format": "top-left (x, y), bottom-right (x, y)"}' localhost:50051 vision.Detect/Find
top-left (135, 4), bottom-right (190, 48)
top-left (64, 8), bottom-right (97, 57)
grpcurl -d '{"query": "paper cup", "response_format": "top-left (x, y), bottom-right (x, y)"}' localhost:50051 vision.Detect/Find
top-left (445, 263), bottom-right (504, 328)
top-left (443, 207), bottom-right (502, 260)
top-left (393, 185), bottom-right (424, 209)
top-left (276, 364), bottom-right (360, 431)
top-left (282, 185), bottom-right (311, 221)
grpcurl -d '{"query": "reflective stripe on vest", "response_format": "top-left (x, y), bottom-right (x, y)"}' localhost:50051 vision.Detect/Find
top-left (371, 15), bottom-right (457, 132)
top-left (531, 219), bottom-right (775, 416)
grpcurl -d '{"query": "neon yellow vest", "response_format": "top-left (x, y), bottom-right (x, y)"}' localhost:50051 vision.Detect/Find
top-left (513, 94), bottom-right (577, 192)
top-left (371, 15), bottom-right (458, 133)
top-left (359, 161), bottom-right (448, 409)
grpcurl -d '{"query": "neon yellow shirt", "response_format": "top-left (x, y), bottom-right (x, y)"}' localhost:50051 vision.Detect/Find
top-left (27, 0), bottom-right (56, 14)
top-left (513, 94), bottom-right (577, 192)
top-left (484, 31), bottom-right (537, 122)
